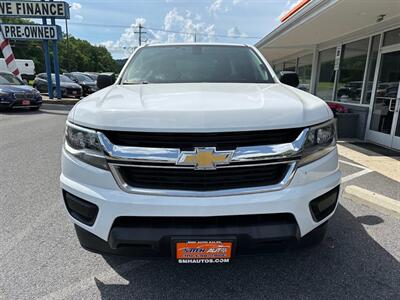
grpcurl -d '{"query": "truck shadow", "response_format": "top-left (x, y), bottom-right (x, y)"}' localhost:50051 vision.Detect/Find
top-left (96, 205), bottom-right (400, 299)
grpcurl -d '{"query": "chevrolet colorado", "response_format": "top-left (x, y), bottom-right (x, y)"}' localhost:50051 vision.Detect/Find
top-left (61, 44), bottom-right (340, 262)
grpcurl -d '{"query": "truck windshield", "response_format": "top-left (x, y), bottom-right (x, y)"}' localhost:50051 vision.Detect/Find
top-left (122, 45), bottom-right (274, 84)
top-left (51, 74), bottom-right (74, 83)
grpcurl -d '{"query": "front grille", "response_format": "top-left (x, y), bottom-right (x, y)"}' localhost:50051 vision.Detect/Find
top-left (116, 163), bottom-right (289, 191)
top-left (14, 92), bottom-right (34, 99)
top-left (102, 128), bottom-right (303, 150)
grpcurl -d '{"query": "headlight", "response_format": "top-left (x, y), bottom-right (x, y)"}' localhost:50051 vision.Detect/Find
top-left (64, 122), bottom-right (108, 170)
top-left (0, 91), bottom-right (10, 97)
top-left (299, 120), bottom-right (337, 166)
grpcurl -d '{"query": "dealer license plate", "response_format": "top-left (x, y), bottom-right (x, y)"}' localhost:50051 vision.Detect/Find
top-left (176, 241), bottom-right (232, 263)
top-left (22, 100), bottom-right (30, 105)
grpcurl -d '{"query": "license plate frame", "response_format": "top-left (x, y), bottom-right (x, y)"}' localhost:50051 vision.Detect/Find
top-left (172, 237), bottom-right (236, 264)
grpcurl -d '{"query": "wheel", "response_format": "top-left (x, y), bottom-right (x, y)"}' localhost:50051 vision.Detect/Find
top-left (299, 221), bottom-right (328, 248)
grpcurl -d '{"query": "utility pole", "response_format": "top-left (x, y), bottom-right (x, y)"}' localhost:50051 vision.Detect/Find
top-left (135, 24), bottom-right (146, 46)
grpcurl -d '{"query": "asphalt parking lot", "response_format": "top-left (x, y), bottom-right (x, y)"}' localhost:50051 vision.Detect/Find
top-left (0, 105), bottom-right (399, 299)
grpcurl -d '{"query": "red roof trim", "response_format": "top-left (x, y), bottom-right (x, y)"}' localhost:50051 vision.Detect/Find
top-left (280, 0), bottom-right (311, 23)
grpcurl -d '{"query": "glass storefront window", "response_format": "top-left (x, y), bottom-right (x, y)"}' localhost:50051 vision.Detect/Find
top-left (383, 28), bottom-right (400, 47)
top-left (316, 47), bottom-right (336, 101)
top-left (297, 54), bottom-right (313, 92)
top-left (283, 60), bottom-right (296, 71)
top-left (336, 38), bottom-right (369, 103)
top-left (362, 35), bottom-right (381, 104)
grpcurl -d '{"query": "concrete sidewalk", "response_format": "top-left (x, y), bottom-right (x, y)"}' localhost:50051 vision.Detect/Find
top-left (41, 95), bottom-right (80, 105)
top-left (338, 142), bottom-right (400, 182)
top-left (338, 141), bottom-right (400, 217)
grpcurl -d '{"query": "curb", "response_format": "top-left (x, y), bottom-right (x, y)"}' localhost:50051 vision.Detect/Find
top-left (43, 99), bottom-right (79, 105)
top-left (343, 185), bottom-right (400, 217)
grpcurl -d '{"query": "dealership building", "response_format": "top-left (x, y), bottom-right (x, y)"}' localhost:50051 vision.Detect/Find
top-left (256, 0), bottom-right (400, 151)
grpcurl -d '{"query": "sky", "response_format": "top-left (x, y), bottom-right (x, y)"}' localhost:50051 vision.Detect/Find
top-left (56, 0), bottom-right (300, 59)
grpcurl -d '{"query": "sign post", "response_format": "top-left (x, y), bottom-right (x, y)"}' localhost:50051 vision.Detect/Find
top-left (42, 14), bottom-right (53, 98)
top-left (0, 0), bottom-right (69, 99)
top-left (50, 0), bottom-right (61, 99)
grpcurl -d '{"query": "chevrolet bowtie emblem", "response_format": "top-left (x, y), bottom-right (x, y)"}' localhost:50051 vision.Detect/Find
top-left (177, 147), bottom-right (234, 170)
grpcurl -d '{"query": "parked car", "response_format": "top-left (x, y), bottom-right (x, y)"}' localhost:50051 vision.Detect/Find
top-left (61, 44), bottom-right (340, 262)
top-left (83, 72), bottom-right (99, 81)
top-left (33, 73), bottom-right (82, 98)
top-left (64, 72), bottom-right (98, 96)
top-left (0, 71), bottom-right (42, 111)
top-left (336, 81), bottom-right (363, 102)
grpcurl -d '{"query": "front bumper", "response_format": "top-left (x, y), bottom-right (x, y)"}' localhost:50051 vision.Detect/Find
top-left (62, 88), bottom-right (82, 98)
top-left (0, 99), bottom-right (42, 109)
top-left (61, 148), bottom-right (341, 255)
top-left (82, 85), bottom-right (98, 95)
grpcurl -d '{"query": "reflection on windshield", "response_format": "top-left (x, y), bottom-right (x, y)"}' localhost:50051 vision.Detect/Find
top-left (73, 74), bottom-right (94, 82)
top-left (51, 75), bottom-right (74, 82)
top-left (0, 74), bottom-right (24, 85)
top-left (122, 45), bottom-right (273, 84)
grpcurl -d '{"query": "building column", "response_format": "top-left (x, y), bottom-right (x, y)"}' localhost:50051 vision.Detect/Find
top-left (309, 46), bottom-right (319, 94)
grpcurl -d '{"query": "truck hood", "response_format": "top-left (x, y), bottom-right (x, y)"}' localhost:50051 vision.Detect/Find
top-left (70, 83), bottom-right (332, 132)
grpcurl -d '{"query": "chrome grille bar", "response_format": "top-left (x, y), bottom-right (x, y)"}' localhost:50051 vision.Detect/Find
top-left (97, 129), bottom-right (309, 196)
top-left (98, 128), bottom-right (308, 165)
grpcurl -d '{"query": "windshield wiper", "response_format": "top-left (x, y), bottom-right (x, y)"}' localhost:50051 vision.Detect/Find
top-left (123, 80), bottom-right (149, 85)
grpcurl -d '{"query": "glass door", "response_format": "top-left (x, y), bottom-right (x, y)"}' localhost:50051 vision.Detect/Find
top-left (392, 91), bottom-right (400, 149)
top-left (367, 50), bottom-right (400, 150)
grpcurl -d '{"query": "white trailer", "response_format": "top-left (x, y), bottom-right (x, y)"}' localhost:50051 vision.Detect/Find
top-left (0, 59), bottom-right (36, 81)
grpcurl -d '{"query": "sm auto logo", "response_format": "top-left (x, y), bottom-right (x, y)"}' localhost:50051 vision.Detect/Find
top-left (177, 147), bottom-right (234, 170)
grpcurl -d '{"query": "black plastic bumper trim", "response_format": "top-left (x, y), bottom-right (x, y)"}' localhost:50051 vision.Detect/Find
top-left (309, 186), bottom-right (340, 222)
top-left (63, 190), bottom-right (99, 226)
top-left (75, 214), bottom-right (301, 257)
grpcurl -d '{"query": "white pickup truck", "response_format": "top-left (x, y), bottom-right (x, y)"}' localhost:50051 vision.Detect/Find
top-left (61, 43), bottom-right (340, 263)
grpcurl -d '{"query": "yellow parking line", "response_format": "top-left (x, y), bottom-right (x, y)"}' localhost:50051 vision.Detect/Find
top-left (344, 185), bottom-right (400, 217)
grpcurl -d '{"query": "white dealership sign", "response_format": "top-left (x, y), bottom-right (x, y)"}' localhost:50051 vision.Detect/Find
top-left (0, 0), bottom-right (69, 19)
top-left (0, 24), bottom-right (61, 40)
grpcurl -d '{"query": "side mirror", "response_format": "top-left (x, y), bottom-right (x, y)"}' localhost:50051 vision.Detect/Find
top-left (97, 73), bottom-right (116, 89)
top-left (279, 71), bottom-right (299, 88)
